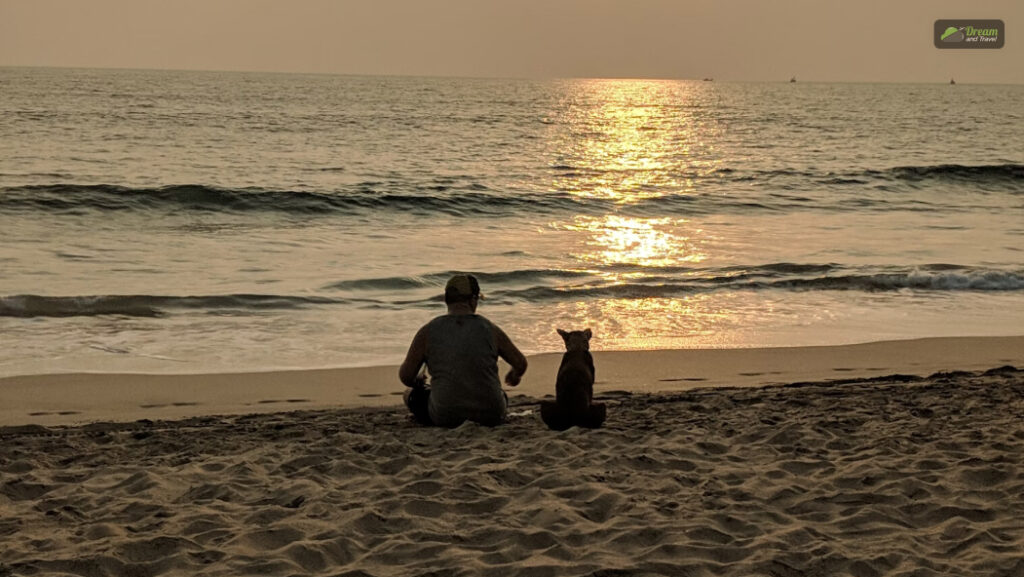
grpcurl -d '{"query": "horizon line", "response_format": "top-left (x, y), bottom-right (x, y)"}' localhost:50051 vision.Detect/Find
top-left (1, 64), bottom-right (1021, 86)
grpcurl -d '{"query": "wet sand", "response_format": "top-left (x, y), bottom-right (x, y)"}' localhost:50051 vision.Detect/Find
top-left (2, 336), bottom-right (1022, 427)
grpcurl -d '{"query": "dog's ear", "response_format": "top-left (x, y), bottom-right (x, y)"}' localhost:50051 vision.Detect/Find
top-left (583, 329), bottom-right (592, 340)
top-left (557, 328), bottom-right (569, 341)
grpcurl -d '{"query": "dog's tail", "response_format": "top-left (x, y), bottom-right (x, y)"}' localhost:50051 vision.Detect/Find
top-left (541, 399), bottom-right (606, 430)
top-left (541, 400), bottom-right (572, 431)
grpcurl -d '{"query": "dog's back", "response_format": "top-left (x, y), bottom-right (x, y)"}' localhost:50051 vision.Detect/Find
top-left (555, 329), bottom-right (594, 419)
top-left (542, 328), bottom-right (605, 430)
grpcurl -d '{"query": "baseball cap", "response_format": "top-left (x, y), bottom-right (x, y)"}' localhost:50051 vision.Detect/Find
top-left (445, 274), bottom-right (482, 300)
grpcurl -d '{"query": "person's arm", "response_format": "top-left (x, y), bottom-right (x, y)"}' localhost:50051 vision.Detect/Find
top-left (494, 325), bottom-right (528, 387)
top-left (399, 325), bottom-right (428, 388)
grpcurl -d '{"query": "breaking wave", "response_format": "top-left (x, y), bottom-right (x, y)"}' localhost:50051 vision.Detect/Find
top-left (2, 163), bottom-right (1019, 218)
top-left (4, 265), bottom-right (1021, 318)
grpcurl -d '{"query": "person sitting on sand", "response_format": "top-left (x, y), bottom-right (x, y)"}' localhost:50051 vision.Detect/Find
top-left (399, 274), bottom-right (528, 427)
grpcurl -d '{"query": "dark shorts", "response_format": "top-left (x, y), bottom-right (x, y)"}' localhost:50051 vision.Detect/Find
top-left (403, 386), bottom-right (433, 425)
top-left (403, 386), bottom-right (509, 427)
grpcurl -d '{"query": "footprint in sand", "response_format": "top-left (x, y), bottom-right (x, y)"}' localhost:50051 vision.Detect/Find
top-left (28, 410), bottom-right (83, 416)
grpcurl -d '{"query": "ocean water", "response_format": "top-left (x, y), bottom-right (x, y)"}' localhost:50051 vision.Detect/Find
top-left (1, 67), bottom-right (1022, 377)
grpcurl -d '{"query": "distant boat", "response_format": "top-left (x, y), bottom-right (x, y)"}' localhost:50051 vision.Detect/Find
top-left (950, 78), bottom-right (956, 85)
top-left (703, 77), bottom-right (714, 82)
top-left (790, 76), bottom-right (797, 83)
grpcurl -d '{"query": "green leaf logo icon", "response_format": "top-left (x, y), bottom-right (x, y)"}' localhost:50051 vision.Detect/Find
top-left (941, 26), bottom-right (965, 42)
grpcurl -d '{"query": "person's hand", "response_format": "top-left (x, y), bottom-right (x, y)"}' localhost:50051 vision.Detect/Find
top-left (504, 369), bottom-right (522, 387)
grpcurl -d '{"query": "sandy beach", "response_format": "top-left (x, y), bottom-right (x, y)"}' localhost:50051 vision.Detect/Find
top-left (2, 337), bottom-right (1023, 576)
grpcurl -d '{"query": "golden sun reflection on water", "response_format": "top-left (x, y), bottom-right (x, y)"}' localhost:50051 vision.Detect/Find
top-left (544, 80), bottom-right (727, 347)
top-left (560, 215), bottom-right (707, 268)
top-left (546, 214), bottom-right (722, 351)
top-left (547, 79), bottom-right (722, 204)
top-left (548, 294), bottom-right (746, 352)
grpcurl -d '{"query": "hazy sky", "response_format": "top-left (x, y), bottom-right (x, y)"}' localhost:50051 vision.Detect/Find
top-left (1, 0), bottom-right (1021, 83)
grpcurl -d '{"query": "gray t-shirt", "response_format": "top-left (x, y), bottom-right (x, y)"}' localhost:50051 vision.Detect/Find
top-left (425, 314), bottom-right (506, 427)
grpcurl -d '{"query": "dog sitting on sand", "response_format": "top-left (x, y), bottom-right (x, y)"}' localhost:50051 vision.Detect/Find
top-left (540, 329), bottom-right (606, 431)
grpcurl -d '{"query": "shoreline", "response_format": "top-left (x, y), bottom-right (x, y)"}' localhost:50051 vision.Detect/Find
top-left (1, 335), bottom-right (1022, 427)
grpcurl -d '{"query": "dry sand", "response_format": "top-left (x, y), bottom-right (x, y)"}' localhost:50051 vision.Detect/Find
top-left (1, 338), bottom-right (1023, 576)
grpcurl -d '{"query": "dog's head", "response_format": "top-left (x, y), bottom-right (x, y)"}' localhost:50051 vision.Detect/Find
top-left (557, 328), bottom-right (592, 352)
